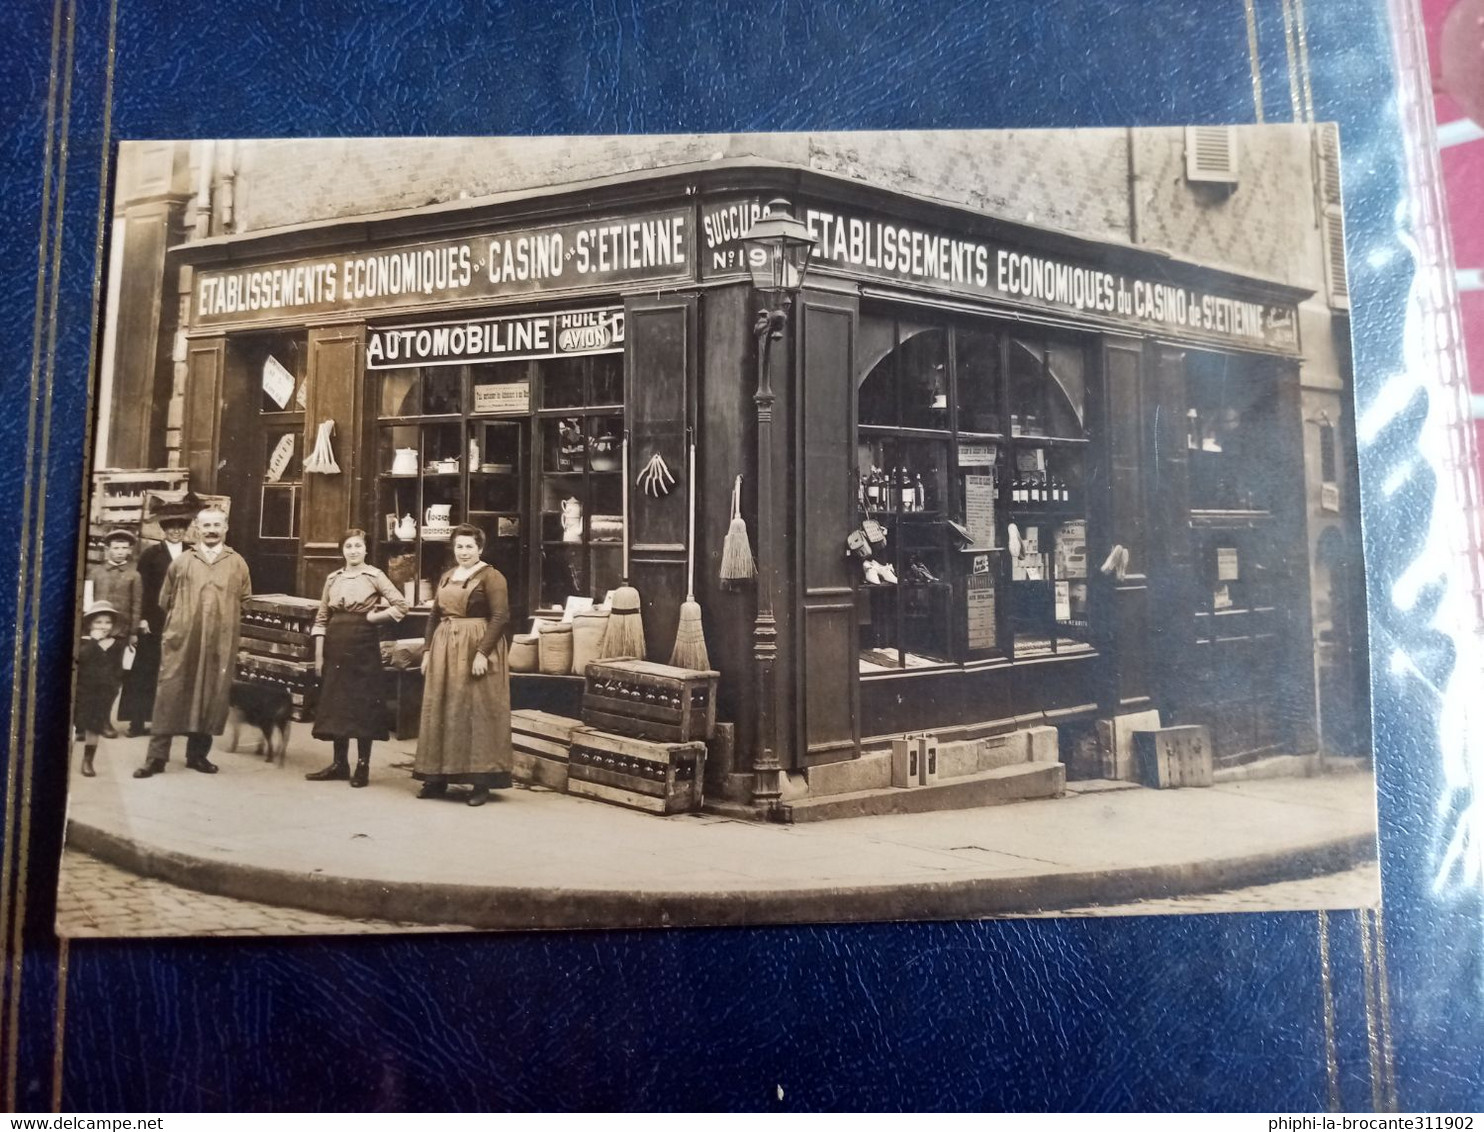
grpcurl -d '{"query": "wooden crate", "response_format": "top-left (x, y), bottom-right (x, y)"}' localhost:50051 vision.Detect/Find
top-left (235, 651), bottom-right (318, 721)
top-left (1133, 726), bottom-right (1214, 789)
top-left (582, 658), bottom-right (719, 744)
top-left (90, 468), bottom-right (190, 526)
top-left (566, 727), bottom-right (706, 815)
top-left (241, 594), bottom-right (320, 632)
top-left (512, 709), bottom-right (582, 792)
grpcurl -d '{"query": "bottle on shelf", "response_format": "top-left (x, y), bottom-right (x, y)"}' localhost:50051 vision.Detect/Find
top-left (900, 466), bottom-right (916, 512)
top-left (914, 472), bottom-right (927, 512)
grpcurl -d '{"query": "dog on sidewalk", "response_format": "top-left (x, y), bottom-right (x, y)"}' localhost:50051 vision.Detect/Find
top-left (224, 682), bottom-right (293, 766)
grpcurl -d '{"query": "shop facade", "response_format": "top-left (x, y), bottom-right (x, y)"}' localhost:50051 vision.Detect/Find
top-left (145, 156), bottom-right (1363, 810)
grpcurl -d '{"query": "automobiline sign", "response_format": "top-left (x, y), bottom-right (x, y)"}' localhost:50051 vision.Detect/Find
top-left (366, 307), bottom-right (624, 369)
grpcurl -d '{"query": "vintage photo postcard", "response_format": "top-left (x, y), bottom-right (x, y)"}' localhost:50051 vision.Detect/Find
top-left (57, 128), bottom-right (1378, 937)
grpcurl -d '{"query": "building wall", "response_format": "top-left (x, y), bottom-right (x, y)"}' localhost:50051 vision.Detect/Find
top-left (192, 127), bottom-right (1329, 297)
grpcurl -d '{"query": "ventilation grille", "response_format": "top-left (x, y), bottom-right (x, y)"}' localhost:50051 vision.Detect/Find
top-left (1185, 126), bottom-right (1239, 185)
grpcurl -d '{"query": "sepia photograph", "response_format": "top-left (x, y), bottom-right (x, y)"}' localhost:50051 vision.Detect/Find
top-left (57, 128), bottom-right (1379, 937)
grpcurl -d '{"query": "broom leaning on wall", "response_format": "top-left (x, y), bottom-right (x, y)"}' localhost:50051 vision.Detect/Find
top-left (601, 432), bottom-right (647, 659)
top-left (670, 432), bottom-right (710, 669)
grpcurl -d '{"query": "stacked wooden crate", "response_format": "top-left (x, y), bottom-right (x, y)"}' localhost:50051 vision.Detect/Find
top-left (511, 709), bottom-right (582, 792)
top-left (567, 659), bottom-right (719, 814)
top-left (86, 468), bottom-right (190, 564)
top-left (236, 594), bottom-right (320, 720)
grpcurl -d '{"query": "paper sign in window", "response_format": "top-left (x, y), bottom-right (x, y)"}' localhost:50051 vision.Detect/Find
top-left (262, 355), bottom-right (296, 410)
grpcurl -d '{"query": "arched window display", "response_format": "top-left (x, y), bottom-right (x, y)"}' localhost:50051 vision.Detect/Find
top-left (855, 312), bottom-right (1094, 673)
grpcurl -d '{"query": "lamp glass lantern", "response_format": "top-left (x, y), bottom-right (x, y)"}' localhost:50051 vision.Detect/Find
top-left (741, 198), bottom-right (817, 295)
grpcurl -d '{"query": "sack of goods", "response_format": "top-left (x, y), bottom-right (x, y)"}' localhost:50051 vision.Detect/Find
top-left (509, 633), bottom-right (540, 673)
top-left (571, 610), bottom-right (610, 676)
top-left (538, 621), bottom-right (574, 675)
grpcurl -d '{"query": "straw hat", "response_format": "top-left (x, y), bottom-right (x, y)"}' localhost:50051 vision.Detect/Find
top-left (81, 600), bottom-right (121, 625)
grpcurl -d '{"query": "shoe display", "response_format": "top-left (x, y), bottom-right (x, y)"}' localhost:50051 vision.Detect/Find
top-left (907, 557), bottom-right (940, 584)
top-left (305, 762), bottom-right (350, 782)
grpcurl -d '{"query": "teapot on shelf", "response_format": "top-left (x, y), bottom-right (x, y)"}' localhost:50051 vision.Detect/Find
top-left (560, 497), bottom-right (583, 544)
top-left (394, 513), bottom-right (417, 540)
top-left (390, 448), bottom-right (419, 476)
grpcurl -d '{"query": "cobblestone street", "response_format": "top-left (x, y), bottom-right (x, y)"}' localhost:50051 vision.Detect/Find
top-left (57, 851), bottom-right (471, 937)
top-left (1056, 860), bottom-right (1381, 917)
top-left (58, 845), bottom-right (1380, 937)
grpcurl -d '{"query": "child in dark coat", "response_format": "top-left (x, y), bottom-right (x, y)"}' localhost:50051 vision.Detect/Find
top-left (75, 602), bottom-right (125, 777)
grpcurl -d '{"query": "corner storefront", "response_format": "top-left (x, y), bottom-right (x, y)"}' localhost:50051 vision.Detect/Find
top-left (165, 159), bottom-right (1360, 814)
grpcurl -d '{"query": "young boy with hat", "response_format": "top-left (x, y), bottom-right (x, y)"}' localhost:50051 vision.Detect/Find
top-left (75, 602), bottom-right (126, 777)
top-left (85, 529), bottom-right (142, 739)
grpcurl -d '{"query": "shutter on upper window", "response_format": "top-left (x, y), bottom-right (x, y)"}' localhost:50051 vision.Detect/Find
top-left (1185, 126), bottom-right (1239, 185)
top-left (1316, 124), bottom-right (1350, 309)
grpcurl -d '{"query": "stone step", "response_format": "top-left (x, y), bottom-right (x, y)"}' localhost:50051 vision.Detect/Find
top-left (778, 760), bottom-right (1065, 823)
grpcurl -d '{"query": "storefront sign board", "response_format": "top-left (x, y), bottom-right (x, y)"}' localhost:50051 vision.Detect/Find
top-left (701, 197), bottom-right (1301, 352)
top-left (367, 307), bottom-right (624, 369)
top-left (193, 211), bottom-right (689, 327)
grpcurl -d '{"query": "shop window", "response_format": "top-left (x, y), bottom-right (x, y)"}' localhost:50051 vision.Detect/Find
top-left (217, 330), bottom-right (306, 595)
top-left (367, 325), bottom-right (625, 627)
top-left (856, 313), bottom-right (1093, 673)
top-left (1185, 351), bottom-right (1282, 513)
top-left (233, 334), bottom-right (306, 414)
top-left (1319, 421), bottom-right (1337, 482)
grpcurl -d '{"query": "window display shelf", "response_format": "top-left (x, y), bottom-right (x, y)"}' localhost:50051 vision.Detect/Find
top-left (1010, 434), bottom-right (1089, 446)
top-left (1189, 509), bottom-right (1272, 527)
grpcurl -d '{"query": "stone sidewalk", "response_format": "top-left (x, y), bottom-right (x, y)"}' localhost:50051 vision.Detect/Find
top-left (59, 732), bottom-right (1380, 936)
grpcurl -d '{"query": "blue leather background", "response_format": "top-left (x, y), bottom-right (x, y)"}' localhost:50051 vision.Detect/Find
top-left (3, 0), bottom-right (1480, 1112)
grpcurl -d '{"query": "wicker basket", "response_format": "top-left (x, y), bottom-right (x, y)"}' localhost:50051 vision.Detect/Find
top-left (509, 633), bottom-right (540, 673)
top-left (538, 622), bottom-right (574, 675)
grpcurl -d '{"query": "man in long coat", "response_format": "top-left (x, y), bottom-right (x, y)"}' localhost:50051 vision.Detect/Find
top-left (134, 507), bottom-right (251, 778)
top-left (119, 511), bottom-right (192, 736)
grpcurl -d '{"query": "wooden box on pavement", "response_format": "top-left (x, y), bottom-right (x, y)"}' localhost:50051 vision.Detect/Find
top-left (1133, 725), bottom-right (1214, 789)
top-left (582, 658), bottom-right (719, 744)
top-left (566, 726), bottom-right (706, 814)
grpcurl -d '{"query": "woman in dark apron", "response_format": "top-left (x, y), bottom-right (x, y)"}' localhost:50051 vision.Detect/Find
top-left (307, 529), bottom-right (409, 787)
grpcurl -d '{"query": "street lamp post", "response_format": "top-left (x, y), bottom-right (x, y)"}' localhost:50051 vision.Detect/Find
top-left (739, 198), bottom-right (817, 816)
